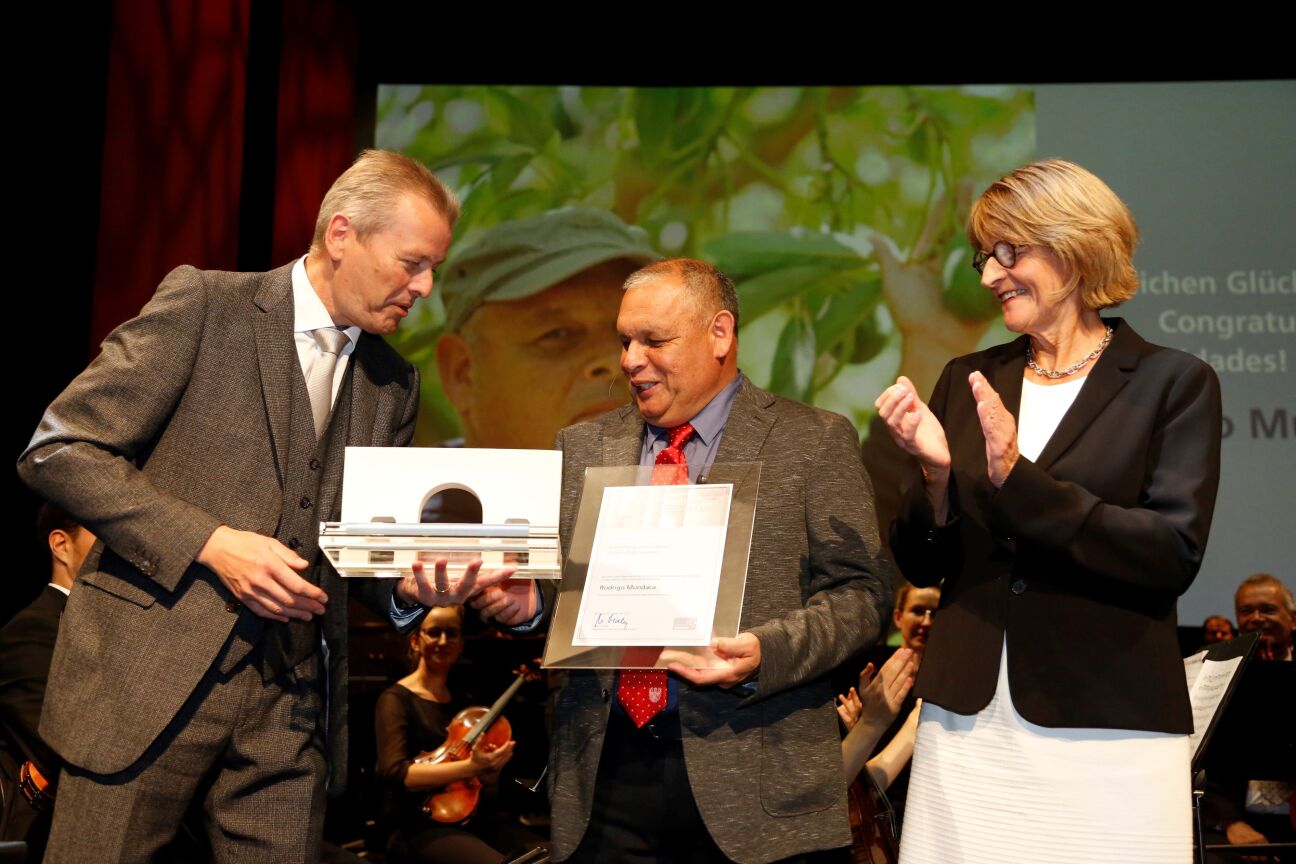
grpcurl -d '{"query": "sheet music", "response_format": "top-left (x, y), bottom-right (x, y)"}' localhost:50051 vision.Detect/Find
top-left (1185, 652), bottom-right (1244, 759)
top-left (1184, 651), bottom-right (1204, 691)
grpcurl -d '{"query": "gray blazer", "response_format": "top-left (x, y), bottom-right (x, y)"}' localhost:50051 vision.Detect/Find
top-left (547, 378), bottom-right (892, 864)
top-left (16, 263), bottom-right (418, 783)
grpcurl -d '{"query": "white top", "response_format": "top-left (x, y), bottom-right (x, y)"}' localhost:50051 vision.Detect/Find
top-left (292, 256), bottom-right (361, 408)
top-left (1017, 377), bottom-right (1086, 462)
top-left (901, 642), bottom-right (1191, 864)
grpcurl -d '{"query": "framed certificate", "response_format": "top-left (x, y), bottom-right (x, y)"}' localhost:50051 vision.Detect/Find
top-left (543, 462), bottom-right (760, 670)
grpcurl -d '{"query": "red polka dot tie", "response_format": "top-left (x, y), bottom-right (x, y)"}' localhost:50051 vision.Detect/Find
top-left (618, 422), bottom-right (695, 728)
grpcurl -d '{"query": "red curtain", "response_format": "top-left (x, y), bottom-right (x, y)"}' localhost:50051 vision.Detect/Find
top-left (91, 0), bottom-right (251, 348)
top-left (90, 0), bottom-right (358, 347)
top-left (271, 0), bottom-right (358, 266)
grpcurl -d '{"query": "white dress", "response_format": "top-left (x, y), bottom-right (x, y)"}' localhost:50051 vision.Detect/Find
top-left (898, 377), bottom-right (1192, 864)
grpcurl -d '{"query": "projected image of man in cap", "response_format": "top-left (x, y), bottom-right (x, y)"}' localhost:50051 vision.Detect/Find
top-left (436, 208), bottom-right (660, 450)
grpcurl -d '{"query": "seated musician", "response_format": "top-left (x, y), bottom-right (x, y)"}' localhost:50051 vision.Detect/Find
top-left (835, 646), bottom-right (917, 864)
top-left (0, 506), bottom-right (96, 859)
top-left (374, 605), bottom-right (545, 864)
top-left (838, 584), bottom-right (941, 830)
top-left (840, 646), bottom-right (918, 788)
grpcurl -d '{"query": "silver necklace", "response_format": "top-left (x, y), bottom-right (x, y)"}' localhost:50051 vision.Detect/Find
top-left (1027, 326), bottom-right (1112, 379)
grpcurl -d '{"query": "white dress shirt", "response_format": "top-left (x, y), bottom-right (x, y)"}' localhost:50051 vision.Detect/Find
top-left (291, 257), bottom-right (361, 407)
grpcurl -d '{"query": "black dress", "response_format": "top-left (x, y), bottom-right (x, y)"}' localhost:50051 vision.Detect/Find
top-left (0, 584), bottom-right (67, 859)
top-left (374, 682), bottom-right (544, 864)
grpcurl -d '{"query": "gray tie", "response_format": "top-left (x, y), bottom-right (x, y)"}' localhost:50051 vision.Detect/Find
top-left (307, 327), bottom-right (349, 438)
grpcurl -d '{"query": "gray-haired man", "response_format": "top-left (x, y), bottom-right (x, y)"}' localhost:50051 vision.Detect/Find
top-left (18, 150), bottom-right (505, 861)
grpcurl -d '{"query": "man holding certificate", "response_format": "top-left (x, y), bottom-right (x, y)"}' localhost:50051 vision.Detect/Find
top-left (478, 258), bottom-right (893, 863)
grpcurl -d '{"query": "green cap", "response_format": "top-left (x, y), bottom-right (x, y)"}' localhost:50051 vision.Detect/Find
top-left (440, 207), bottom-right (660, 331)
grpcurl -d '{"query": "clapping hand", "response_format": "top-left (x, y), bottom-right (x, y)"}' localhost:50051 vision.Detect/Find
top-left (968, 371), bottom-right (1019, 488)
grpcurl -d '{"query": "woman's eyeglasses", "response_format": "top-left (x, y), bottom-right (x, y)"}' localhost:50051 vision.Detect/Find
top-left (972, 241), bottom-right (1020, 274)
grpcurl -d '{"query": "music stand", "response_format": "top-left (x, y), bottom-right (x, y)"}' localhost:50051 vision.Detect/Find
top-left (1189, 633), bottom-right (1295, 863)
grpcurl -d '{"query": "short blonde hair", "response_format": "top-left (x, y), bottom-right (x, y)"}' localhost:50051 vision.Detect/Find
top-left (311, 149), bottom-right (459, 253)
top-left (968, 159), bottom-right (1140, 309)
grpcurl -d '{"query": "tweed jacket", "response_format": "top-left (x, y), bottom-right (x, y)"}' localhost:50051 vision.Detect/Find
top-left (546, 378), bottom-right (893, 864)
top-left (17, 263), bottom-right (419, 788)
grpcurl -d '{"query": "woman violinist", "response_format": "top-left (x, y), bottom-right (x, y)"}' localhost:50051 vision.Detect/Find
top-left (374, 605), bottom-right (543, 864)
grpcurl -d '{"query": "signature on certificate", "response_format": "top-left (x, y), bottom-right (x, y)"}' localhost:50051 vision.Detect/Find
top-left (592, 612), bottom-right (631, 630)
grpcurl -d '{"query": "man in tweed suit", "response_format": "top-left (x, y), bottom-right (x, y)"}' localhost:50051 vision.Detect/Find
top-left (477, 259), bottom-right (893, 863)
top-left (18, 151), bottom-right (497, 861)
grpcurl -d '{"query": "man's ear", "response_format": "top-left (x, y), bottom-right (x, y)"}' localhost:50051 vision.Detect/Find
top-left (322, 213), bottom-right (354, 262)
top-left (48, 529), bottom-right (73, 569)
top-left (710, 309), bottom-right (736, 360)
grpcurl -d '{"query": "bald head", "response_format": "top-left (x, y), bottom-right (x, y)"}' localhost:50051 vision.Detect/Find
top-left (617, 258), bottom-right (740, 428)
top-left (624, 258), bottom-right (740, 332)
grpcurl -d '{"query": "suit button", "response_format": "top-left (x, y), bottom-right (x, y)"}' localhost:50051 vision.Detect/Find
top-left (601, 688), bottom-right (611, 702)
top-left (288, 537), bottom-right (300, 550)
top-left (225, 601), bottom-right (241, 613)
top-left (1011, 579), bottom-right (1027, 595)
top-left (309, 458), bottom-right (321, 471)
top-left (300, 496), bottom-right (312, 509)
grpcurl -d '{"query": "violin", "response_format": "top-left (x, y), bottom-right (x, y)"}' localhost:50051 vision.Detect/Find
top-left (415, 665), bottom-right (535, 823)
top-left (846, 773), bottom-right (900, 864)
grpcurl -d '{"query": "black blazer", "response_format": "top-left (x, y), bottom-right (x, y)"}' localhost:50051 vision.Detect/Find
top-left (0, 585), bottom-right (66, 777)
top-left (892, 318), bottom-right (1221, 733)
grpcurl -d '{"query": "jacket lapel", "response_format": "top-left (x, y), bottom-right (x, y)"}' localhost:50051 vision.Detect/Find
top-left (252, 264), bottom-right (298, 487)
top-left (346, 335), bottom-right (381, 448)
top-left (320, 336), bottom-right (383, 522)
top-left (601, 404), bottom-right (645, 467)
top-left (1033, 318), bottom-right (1138, 471)
top-left (992, 334), bottom-right (1029, 422)
top-left (714, 377), bottom-right (776, 465)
